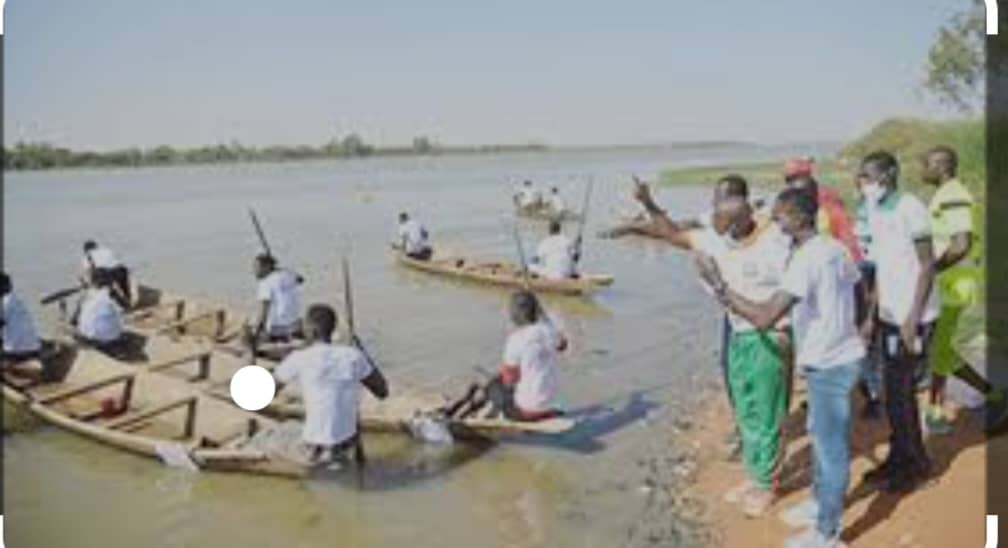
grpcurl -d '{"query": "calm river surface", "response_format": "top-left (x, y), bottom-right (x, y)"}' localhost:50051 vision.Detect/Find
top-left (2, 144), bottom-right (832, 548)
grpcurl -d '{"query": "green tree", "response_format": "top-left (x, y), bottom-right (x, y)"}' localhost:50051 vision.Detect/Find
top-left (923, 0), bottom-right (985, 112)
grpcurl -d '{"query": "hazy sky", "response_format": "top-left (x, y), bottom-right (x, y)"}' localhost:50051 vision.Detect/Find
top-left (4, 0), bottom-right (967, 149)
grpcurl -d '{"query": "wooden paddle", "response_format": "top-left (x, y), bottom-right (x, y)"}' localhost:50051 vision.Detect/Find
top-left (247, 207), bottom-right (274, 259)
top-left (573, 178), bottom-right (594, 263)
top-left (342, 256), bottom-right (374, 464)
top-left (40, 285), bottom-right (85, 306)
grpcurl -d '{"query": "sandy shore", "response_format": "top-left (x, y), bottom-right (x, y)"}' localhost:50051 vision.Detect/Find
top-left (664, 383), bottom-right (1006, 547)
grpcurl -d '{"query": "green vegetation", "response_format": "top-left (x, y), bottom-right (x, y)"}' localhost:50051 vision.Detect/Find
top-left (2, 136), bottom-right (548, 171)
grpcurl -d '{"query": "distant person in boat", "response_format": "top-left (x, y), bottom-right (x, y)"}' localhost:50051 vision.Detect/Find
top-left (397, 212), bottom-right (433, 261)
top-left (530, 220), bottom-right (579, 280)
top-left (545, 186), bottom-right (568, 216)
top-left (443, 290), bottom-right (568, 422)
top-left (695, 188), bottom-right (866, 548)
top-left (2, 272), bottom-right (42, 363)
top-left (273, 303), bottom-right (388, 465)
top-left (250, 253), bottom-right (304, 345)
top-left (74, 268), bottom-right (126, 352)
top-left (82, 240), bottom-right (131, 309)
top-left (514, 180), bottom-right (543, 211)
top-left (632, 177), bottom-right (794, 517)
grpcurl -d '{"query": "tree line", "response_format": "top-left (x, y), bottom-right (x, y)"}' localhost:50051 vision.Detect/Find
top-left (2, 135), bottom-right (547, 171)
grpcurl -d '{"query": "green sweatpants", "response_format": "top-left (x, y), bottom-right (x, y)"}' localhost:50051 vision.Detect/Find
top-left (728, 330), bottom-right (789, 490)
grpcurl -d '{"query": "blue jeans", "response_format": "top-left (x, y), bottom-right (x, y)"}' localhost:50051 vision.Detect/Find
top-left (804, 359), bottom-right (862, 538)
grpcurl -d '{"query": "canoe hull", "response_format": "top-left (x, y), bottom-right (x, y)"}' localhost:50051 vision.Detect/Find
top-left (395, 254), bottom-right (613, 296)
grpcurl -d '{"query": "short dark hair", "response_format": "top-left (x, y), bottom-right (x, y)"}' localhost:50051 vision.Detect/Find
top-left (716, 174), bottom-right (749, 199)
top-left (0, 272), bottom-right (10, 294)
top-left (548, 220), bottom-right (562, 234)
top-left (776, 187), bottom-right (818, 228)
top-left (398, 211), bottom-right (409, 222)
top-left (255, 253), bottom-right (276, 269)
top-left (862, 150), bottom-right (900, 180)
top-left (550, 187), bottom-right (558, 193)
top-left (510, 290), bottom-right (540, 325)
top-left (927, 145), bottom-right (958, 172)
top-left (83, 240), bottom-right (98, 252)
top-left (306, 304), bottom-right (337, 337)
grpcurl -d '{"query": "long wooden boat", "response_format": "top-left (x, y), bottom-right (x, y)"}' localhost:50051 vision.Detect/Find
top-left (515, 205), bottom-right (582, 223)
top-left (394, 253), bottom-right (613, 296)
top-left (67, 284), bottom-right (577, 437)
top-left (1, 345), bottom-right (314, 477)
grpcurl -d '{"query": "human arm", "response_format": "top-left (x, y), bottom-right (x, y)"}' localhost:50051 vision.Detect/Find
top-left (694, 253), bottom-right (796, 330)
top-left (901, 237), bottom-right (936, 351)
top-left (934, 232), bottom-right (972, 272)
top-left (630, 176), bottom-right (694, 249)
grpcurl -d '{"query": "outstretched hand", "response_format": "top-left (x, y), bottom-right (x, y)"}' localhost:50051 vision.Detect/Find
top-left (631, 175), bottom-right (653, 206)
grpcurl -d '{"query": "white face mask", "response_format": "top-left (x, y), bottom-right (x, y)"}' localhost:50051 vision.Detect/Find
top-left (861, 182), bottom-right (884, 203)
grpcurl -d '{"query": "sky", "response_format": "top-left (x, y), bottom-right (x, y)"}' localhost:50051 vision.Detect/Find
top-left (3, 0), bottom-right (970, 149)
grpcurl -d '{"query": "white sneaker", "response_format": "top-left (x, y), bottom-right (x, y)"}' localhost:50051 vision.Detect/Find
top-left (783, 527), bottom-right (846, 548)
top-left (779, 498), bottom-right (818, 529)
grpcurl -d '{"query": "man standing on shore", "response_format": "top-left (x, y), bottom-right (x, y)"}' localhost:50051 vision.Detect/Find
top-left (920, 145), bottom-right (1008, 433)
top-left (631, 176), bottom-right (793, 517)
top-left (858, 151), bottom-right (937, 493)
top-left (696, 188), bottom-right (865, 548)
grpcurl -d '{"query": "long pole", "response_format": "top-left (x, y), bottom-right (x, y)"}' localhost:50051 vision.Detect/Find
top-left (342, 257), bottom-right (371, 465)
top-left (574, 178), bottom-right (594, 262)
top-left (248, 208), bottom-right (274, 258)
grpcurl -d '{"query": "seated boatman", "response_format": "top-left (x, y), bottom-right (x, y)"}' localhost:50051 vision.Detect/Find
top-left (273, 304), bottom-right (389, 464)
top-left (82, 240), bottom-right (131, 309)
top-left (514, 180), bottom-right (543, 211)
top-left (75, 268), bottom-right (126, 352)
top-left (250, 253), bottom-right (305, 345)
top-left (397, 212), bottom-right (433, 261)
top-left (443, 290), bottom-right (569, 422)
top-left (2, 271), bottom-right (42, 364)
top-left (545, 187), bottom-right (568, 216)
top-left (529, 220), bottom-right (579, 280)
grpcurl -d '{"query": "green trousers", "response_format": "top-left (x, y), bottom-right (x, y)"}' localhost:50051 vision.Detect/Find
top-left (728, 329), bottom-right (789, 489)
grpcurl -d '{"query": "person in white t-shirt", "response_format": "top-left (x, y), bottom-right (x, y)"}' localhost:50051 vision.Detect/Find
top-left (250, 254), bottom-right (304, 344)
top-left (2, 272), bottom-right (42, 362)
top-left (443, 290), bottom-right (568, 422)
top-left (513, 180), bottom-right (543, 211)
top-left (82, 240), bottom-right (131, 309)
top-left (633, 178), bottom-right (793, 517)
top-left (696, 188), bottom-right (866, 548)
top-left (75, 269), bottom-right (125, 348)
top-left (397, 212), bottom-right (433, 261)
top-left (273, 303), bottom-right (388, 465)
top-left (545, 187), bottom-right (568, 216)
top-left (855, 151), bottom-right (937, 494)
top-left (530, 221), bottom-right (579, 280)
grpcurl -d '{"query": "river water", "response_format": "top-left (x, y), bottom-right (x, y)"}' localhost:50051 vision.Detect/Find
top-left (2, 144), bottom-right (831, 548)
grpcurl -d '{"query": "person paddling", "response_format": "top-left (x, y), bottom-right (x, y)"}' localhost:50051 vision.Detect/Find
top-left (249, 253), bottom-right (305, 345)
top-left (529, 220), bottom-right (578, 280)
top-left (444, 290), bottom-right (568, 422)
top-left (74, 268), bottom-right (127, 353)
top-left (397, 212), bottom-right (433, 261)
top-left (273, 304), bottom-right (388, 465)
top-left (82, 240), bottom-right (131, 309)
top-left (2, 272), bottom-right (42, 364)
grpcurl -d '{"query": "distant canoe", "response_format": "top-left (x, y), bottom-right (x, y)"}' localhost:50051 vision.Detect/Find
top-left (515, 205), bottom-right (582, 223)
top-left (394, 252), bottom-right (613, 296)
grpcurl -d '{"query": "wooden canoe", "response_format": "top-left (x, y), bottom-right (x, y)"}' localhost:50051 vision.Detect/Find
top-left (515, 205), bottom-right (582, 223)
top-left (394, 253), bottom-right (613, 296)
top-left (1, 345), bottom-right (317, 477)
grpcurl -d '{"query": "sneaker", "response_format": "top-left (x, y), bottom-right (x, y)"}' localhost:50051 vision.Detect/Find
top-left (784, 527), bottom-right (846, 548)
top-left (723, 479), bottom-right (755, 504)
top-left (779, 498), bottom-right (819, 529)
top-left (742, 487), bottom-right (775, 518)
top-left (924, 407), bottom-right (953, 435)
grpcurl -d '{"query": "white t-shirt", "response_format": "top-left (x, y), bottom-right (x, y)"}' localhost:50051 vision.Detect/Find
top-left (546, 193), bottom-right (567, 213)
top-left (503, 322), bottom-right (563, 411)
top-left (3, 293), bottom-right (42, 353)
top-left (690, 221), bottom-right (792, 331)
top-left (274, 342), bottom-right (373, 446)
top-left (256, 270), bottom-right (302, 331)
top-left (77, 288), bottom-right (123, 343)
top-left (867, 191), bottom-right (940, 325)
top-left (781, 235), bottom-right (866, 367)
top-left (397, 219), bottom-right (430, 255)
top-left (533, 234), bottom-right (576, 279)
top-left (82, 246), bottom-right (122, 270)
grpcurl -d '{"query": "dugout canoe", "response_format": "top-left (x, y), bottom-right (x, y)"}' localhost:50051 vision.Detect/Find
top-left (514, 205), bottom-right (582, 223)
top-left (394, 253), bottom-right (613, 296)
top-left (1, 345), bottom-right (315, 477)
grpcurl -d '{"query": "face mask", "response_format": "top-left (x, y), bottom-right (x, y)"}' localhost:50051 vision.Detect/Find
top-left (861, 182), bottom-right (884, 203)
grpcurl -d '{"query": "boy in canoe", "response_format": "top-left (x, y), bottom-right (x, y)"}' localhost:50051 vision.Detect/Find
top-left (73, 268), bottom-right (132, 356)
top-left (397, 212), bottom-right (433, 261)
top-left (82, 240), bottom-right (131, 309)
top-left (443, 290), bottom-right (569, 422)
top-left (530, 220), bottom-right (579, 280)
top-left (2, 272), bottom-right (42, 363)
top-left (248, 253), bottom-right (305, 346)
top-left (273, 303), bottom-right (388, 465)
